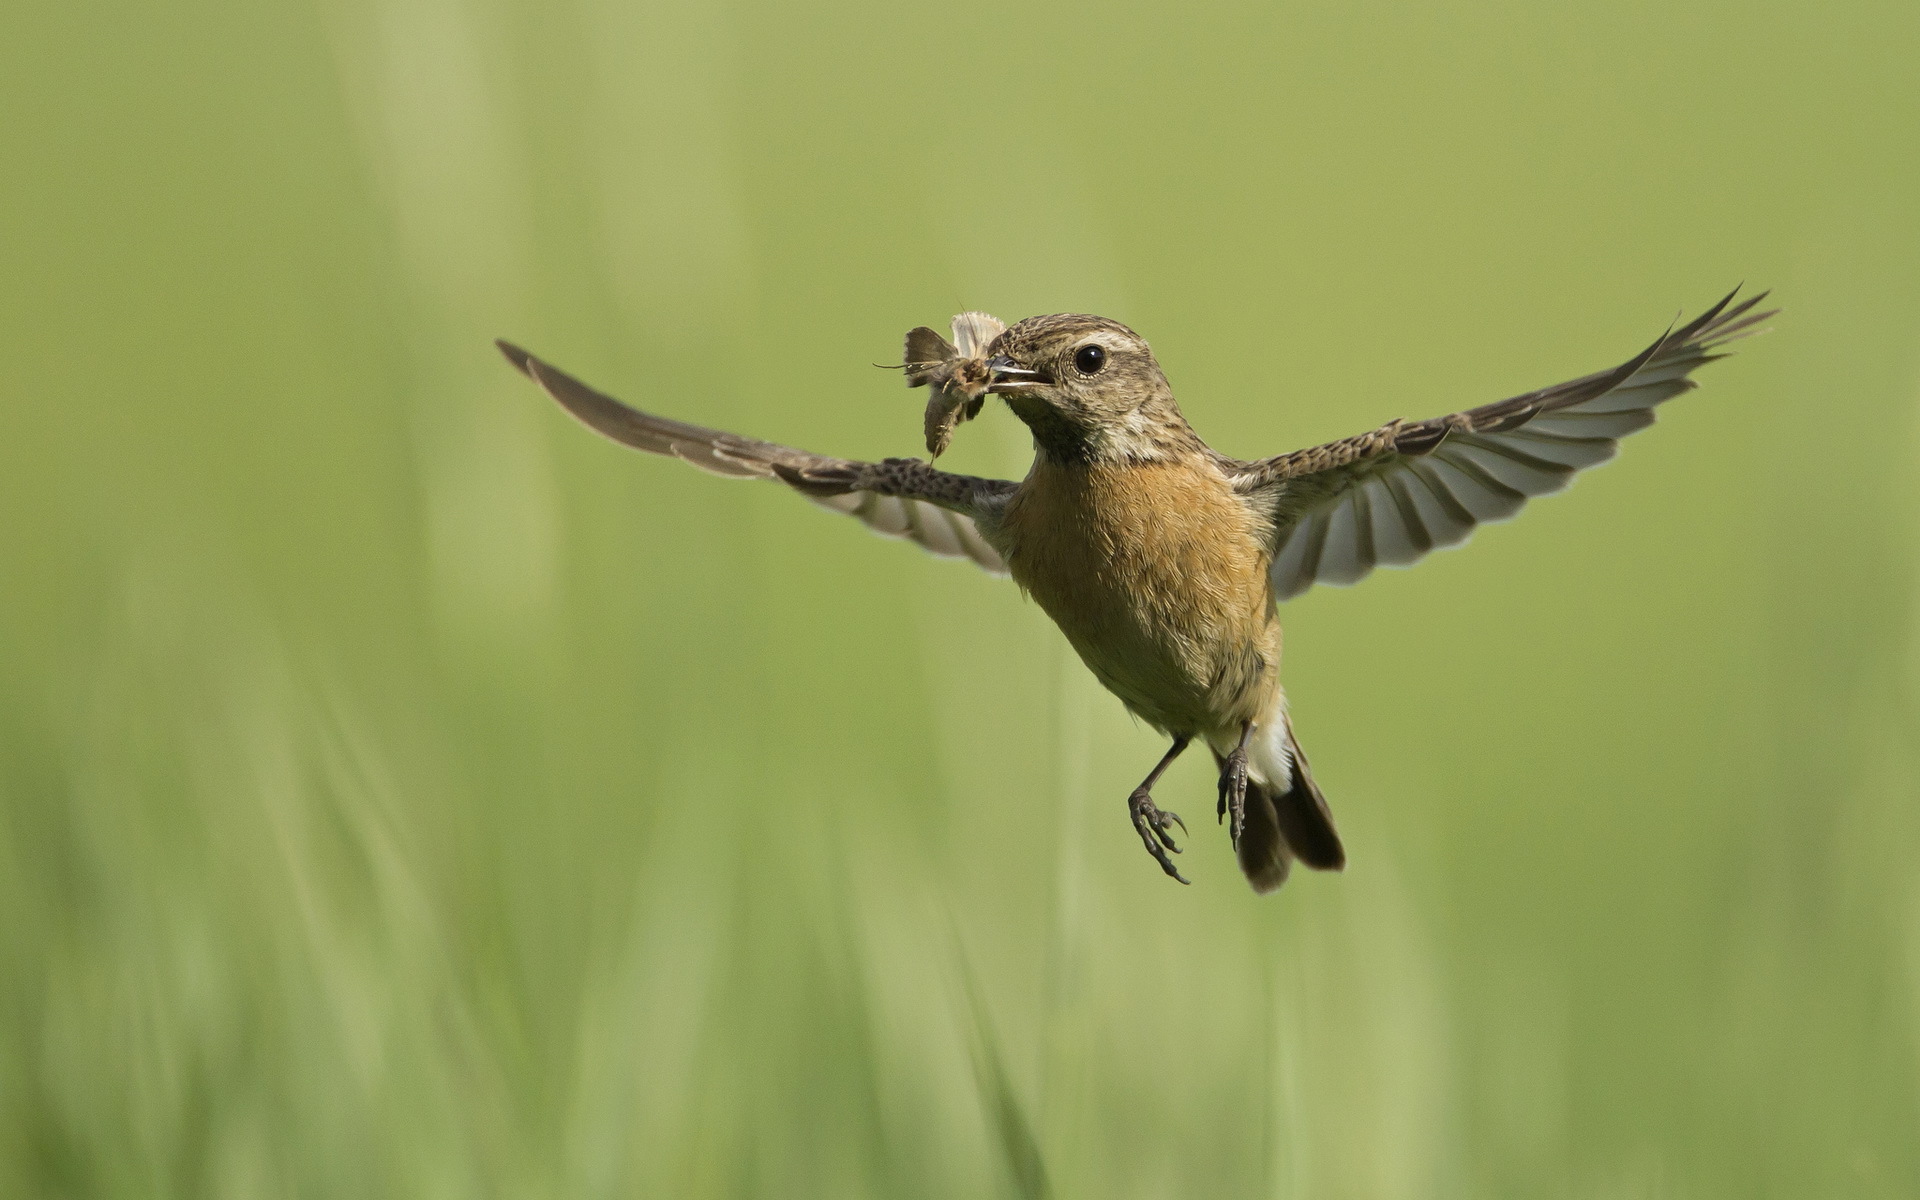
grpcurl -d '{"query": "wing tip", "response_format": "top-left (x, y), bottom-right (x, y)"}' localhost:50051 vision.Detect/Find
top-left (1683, 286), bottom-right (1778, 349)
top-left (495, 338), bottom-right (536, 377)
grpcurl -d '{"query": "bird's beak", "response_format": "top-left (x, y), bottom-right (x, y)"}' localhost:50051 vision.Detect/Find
top-left (986, 354), bottom-right (1047, 393)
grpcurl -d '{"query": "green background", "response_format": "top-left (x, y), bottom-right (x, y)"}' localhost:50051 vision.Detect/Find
top-left (3, 0), bottom-right (1917, 1195)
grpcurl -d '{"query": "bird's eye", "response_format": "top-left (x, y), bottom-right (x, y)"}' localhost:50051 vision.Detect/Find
top-left (1074, 344), bottom-right (1106, 375)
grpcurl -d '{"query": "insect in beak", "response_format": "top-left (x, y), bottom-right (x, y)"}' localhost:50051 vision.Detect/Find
top-left (987, 355), bottom-right (1047, 393)
top-left (896, 312), bottom-right (1010, 458)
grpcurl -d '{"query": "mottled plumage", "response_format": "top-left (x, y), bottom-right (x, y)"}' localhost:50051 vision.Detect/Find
top-left (497, 287), bottom-right (1771, 893)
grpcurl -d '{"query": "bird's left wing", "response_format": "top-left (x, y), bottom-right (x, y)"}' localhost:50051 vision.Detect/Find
top-left (497, 342), bottom-right (1015, 575)
top-left (1228, 289), bottom-right (1773, 600)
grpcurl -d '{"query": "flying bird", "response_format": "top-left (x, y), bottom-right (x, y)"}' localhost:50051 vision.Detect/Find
top-left (497, 288), bottom-right (1770, 893)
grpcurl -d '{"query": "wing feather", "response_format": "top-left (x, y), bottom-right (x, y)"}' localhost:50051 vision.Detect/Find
top-left (498, 341), bottom-right (1013, 575)
top-left (1363, 474), bottom-right (1423, 566)
top-left (1318, 493), bottom-right (1371, 585)
top-left (1244, 289), bottom-right (1772, 600)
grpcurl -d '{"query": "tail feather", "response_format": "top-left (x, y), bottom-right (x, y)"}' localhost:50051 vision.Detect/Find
top-left (1226, 713), bottom-right (1344, 894)
top-left (1235, 784), bottom-right (1291, 893)
top-left (1272, 716), bottom-right (1344, 871)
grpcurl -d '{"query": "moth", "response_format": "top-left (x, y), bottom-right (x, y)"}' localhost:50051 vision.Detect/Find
top-left (897, 311), bottom-right (1007, 458)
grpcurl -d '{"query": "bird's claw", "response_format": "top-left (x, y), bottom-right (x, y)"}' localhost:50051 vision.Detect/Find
top-left (1129, 787), bottom-right (1190, 884)
top-left (1217, 748), bottom-right (1249, 848)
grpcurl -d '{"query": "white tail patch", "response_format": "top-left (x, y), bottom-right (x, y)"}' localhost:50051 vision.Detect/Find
top-left (1247, 716), bottom-right (1297, 792)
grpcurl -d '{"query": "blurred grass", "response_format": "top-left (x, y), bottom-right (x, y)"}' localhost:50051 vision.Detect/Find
top-left (2, 0), bottom-right (1918, 1196)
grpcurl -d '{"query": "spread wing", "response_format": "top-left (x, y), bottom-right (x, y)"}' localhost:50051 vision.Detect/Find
top-left (1231, 289), bottom-right (1774, 600)
top-left (497, 341), bottom-right (1015, 575)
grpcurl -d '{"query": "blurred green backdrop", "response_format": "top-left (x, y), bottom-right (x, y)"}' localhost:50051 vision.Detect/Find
top-left (3, 0), bottom-right (1917, 1196)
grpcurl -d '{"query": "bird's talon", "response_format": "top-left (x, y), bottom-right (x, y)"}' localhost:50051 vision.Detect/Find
top-left (1129, 788), bottom-right (1190, 883)
top-left (1219, 747), bottom-right (1250, 848)
top-left (1150, 809), bottom-right (1182, 852)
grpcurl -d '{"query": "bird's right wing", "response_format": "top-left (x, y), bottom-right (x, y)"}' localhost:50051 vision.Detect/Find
top-left (497, 341), bottom-right (1014, 575)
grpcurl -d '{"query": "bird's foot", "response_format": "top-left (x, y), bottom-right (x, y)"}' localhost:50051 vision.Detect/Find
top-left (1217, 748), bottom-right (1249, 847)
top-left (1128, 787), bottom-right (1190, 885)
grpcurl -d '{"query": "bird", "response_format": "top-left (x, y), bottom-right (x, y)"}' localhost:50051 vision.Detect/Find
top-left (496, 288), bottom-right (1771, 893)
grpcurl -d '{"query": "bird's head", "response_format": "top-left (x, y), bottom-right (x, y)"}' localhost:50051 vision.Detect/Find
top-left (985, 314), bottom-right (1198, 463)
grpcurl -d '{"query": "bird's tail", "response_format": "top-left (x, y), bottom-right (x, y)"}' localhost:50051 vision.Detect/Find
top-left (1223, 712), bottom-right (1345, 894)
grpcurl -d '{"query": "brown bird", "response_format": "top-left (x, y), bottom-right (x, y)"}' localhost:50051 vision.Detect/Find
top-left (497, 288), bottom-right (1770, 893)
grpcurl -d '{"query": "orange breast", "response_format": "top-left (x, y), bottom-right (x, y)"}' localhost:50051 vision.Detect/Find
top-left (992, 455), bottom-right (1280, 735)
